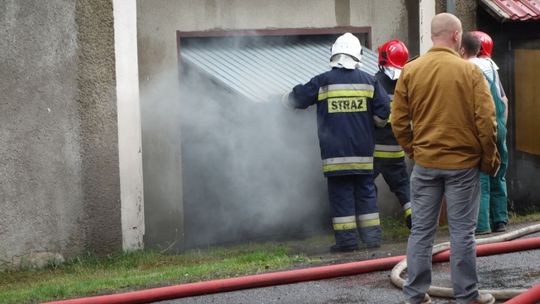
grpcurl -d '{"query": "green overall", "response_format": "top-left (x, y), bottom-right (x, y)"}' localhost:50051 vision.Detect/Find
top-left (477, 66), bottom-right (508, 233)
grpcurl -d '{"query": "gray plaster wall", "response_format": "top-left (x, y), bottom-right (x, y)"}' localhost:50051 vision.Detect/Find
top-left (351, 0), bottom-right (410, 49)
top-left (0, 0), bottom-right (121, 266)
top-left (76, 0), bottom-right (122, 256)
top-left (137, 0), bottom-right (411, 249)
top-left (436, 0), bottom-right (477, 31)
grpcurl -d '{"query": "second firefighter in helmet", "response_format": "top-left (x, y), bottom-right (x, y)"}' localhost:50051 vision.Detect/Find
top-left (375, 39), bottom-right (412, 229)
top-left (284, 33), bottom-right (390, 252)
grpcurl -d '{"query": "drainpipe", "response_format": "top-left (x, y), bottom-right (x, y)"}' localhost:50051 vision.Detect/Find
top-left (446, 0), bottom-right (456, 14)
top-left (419, 0), bottom-right (436, 54)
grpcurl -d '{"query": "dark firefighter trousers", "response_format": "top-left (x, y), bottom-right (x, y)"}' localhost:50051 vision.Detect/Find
top-left (327, 174), bottom-right (381, 248)
top-left (374, 158), bottom-right (411, 220)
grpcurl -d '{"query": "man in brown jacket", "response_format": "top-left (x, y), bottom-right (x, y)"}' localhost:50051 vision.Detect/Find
top-left (392, 13), bottom-right (500, 304)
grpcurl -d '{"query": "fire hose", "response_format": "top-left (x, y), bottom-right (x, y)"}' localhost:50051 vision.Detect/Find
top-left (504, 282), bottom-right (540, 304)
top-left (45, 223), bottom-right (540, 304)
top-left (390, 223), bottom-right (540, 301)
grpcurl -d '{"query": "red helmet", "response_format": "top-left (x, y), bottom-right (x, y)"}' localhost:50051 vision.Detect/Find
top-left (377, 40), bottom-right (409, 69)
top-left (471, 31), bottom-right (493, 58)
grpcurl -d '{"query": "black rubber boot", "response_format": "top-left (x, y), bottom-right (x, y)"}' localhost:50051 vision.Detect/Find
top-left (330, 244), bottom-right (359, 253)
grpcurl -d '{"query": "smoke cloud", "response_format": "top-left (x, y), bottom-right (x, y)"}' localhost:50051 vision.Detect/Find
top-left (141, 34), bottom-right (409, 250)
top-left (179, 60), bottom-right (330, 248)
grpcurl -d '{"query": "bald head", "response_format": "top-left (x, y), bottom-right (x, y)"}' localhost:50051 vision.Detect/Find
top-left (431, 13), bottom-right (463, 51)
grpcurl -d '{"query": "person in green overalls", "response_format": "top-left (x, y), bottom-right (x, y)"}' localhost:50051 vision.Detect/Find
top-left (461, 31), bottom-right (509, 234)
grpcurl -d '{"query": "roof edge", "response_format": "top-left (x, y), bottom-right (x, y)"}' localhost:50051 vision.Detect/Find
top-left (479, 0), bottom-right (511, 22)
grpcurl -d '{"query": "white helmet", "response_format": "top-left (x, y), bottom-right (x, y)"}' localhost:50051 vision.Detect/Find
top-left (331, 33), bottom-right (362, 62)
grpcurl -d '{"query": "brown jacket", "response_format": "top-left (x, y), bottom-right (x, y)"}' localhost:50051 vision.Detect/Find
top-left (391, 47), bottom-right (500, 174)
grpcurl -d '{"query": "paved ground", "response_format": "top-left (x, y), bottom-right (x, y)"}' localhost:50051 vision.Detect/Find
top-left (156, 223), bottom-right (540, 304)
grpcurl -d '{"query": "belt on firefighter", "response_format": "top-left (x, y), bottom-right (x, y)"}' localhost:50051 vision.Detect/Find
top-left (374, 144), bottom-right (404, 158)
top-left (322, 156), bottom-right (373, 173)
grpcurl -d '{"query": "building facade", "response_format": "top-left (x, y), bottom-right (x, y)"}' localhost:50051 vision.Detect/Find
top-left (4, 0), bottom-right (537, 264)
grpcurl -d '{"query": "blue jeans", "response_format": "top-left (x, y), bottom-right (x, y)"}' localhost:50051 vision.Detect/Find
top-left (403, 164), bottom-right (481, 304)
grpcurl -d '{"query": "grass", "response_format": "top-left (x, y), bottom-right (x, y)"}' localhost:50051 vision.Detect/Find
top-left (381, 217), bottom-right (412, 240)
top-left (509, 211), bottom-right (540, 224)
top-left (1, 212), bottom-right (539, 304)
top-left (0, 244), bottom-right (308, 304)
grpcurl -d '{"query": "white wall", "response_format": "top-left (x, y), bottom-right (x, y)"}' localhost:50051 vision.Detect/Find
top-left (419, 0), bottom-right (436, 54)
top-left (113, 0), bottom-right (145, 250)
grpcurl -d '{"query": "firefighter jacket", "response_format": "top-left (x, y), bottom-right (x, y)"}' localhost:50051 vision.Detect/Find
top-left (374, 71), bottom-right (405, 162)
top-left (289, 67), bottom-right (391, 176)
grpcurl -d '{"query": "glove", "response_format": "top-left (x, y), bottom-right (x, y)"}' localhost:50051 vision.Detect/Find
top-left (373, 115), bottom-right (387, 128)
top-left (280, 92), bottom-right (296, 110)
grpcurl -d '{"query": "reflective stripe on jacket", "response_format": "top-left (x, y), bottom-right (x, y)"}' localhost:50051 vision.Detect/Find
top-left (290, 68), bottom-right (391, 176)
top-left (374, 71), bottom-right (404, 160)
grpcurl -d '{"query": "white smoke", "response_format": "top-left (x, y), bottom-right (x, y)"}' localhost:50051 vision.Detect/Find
top-left (178, 61), bottom-right (330, 247)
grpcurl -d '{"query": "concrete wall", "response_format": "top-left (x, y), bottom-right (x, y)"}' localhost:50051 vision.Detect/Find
top-left (138, 0), bottom-right (409, 79)
top-left (359, 0), bottom-right (409, 49)
top-left (75, 0), bottom-right (122, 256)
top-left (436, 0), bottom-right (477, 31)
top-left (0, 0), bottom-right (122, 266)
top-left (137, 0), bottom-right (411, 248)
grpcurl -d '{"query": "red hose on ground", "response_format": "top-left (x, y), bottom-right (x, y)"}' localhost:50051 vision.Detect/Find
top-left (504, 283), bottom-right (540, 304)
top-left (45, 237), bottom-right (540, 304)
top-left (432, 235), bottom-right (540, 263)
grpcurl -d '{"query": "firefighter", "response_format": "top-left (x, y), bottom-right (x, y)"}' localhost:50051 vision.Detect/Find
top-left (374, 39), bottom-right (412, 229)
top-left (470, 31), bottom-right (509, 234)
top-left (283, 33), bottom-right (391, 252)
